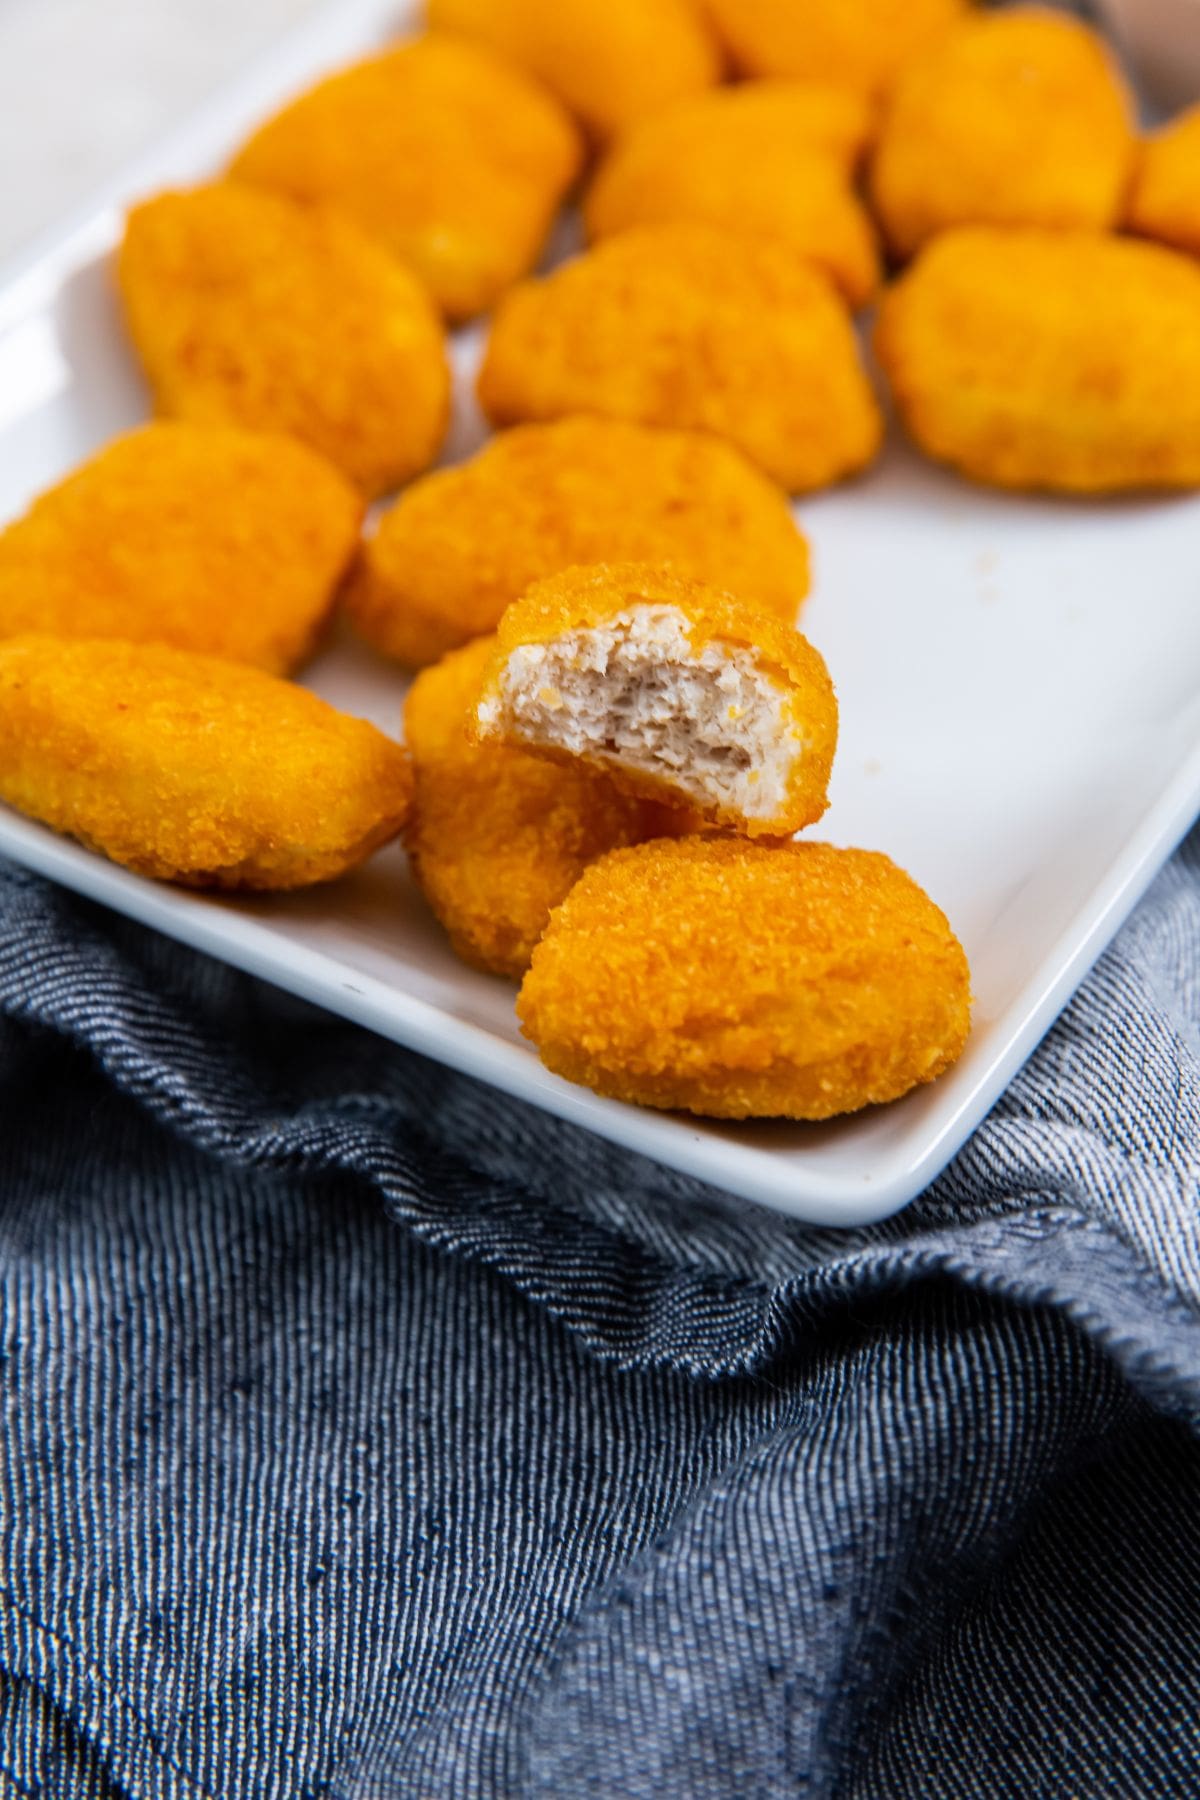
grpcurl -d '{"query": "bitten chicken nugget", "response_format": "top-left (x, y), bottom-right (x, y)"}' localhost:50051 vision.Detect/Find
top-left (118, 184), bottom-right (449, 498)
top-left (344, 418), bottom-right (810, 668)
top-left (704, 0), bottom-right (968, 102)
top-left (585, 85), bottom-right (880, 307)
top-left (0, 637), bottom-right (412, 888)
top-left (870, 9), bottom-right (1135, 259)
top-left (1127, 105), bottom-right (1200, 259)
top-left (425, 0), bottom-right (721, 143)
top-left (517, 837), bottom-right (972, 1120)
top-left (474, 564), bottom-right (837, 837)
top-left (477, 225), bottom-right (882, 493)
top-left (0, 424), bottom-right (361, 674)
top-left (229, 37), bottom-right (582, 322)
top-left (405, 636), bottom-right (679, 977)
top-left (876, 228), bottom-right (1200, 492)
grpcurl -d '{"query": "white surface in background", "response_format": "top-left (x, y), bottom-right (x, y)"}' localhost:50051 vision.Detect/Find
top-left (0, 0), bottom-right (323, 263)
top-left (1097, 0), bottom-right (1200, 109)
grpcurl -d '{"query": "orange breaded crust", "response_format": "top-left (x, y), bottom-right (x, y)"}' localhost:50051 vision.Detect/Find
top-left (343, 418), bottom-right (810, 668)
top-left (229, 36), bottom-right (582, 322)
top-left (869, 9), bottom-right (1135, 259)
top-left (586, 94), bottom-right (877, 306)
top-left (0, 637), bottom-right (412, 889)
top-left (875, 228), bottom-right (1200, 493)
top-left (424, 0), bottom-right (720, 142)
top-left (117, 184), bottom-right (450, 499)
top-left (704, 0), bottom-right (968, 100)
top-left (0, 424), bottom-right (362, 674)
top-left (1127, 105), bottom-right (1200, 259)
top-left (475, 563), bottom-right (837, 836)
top-left (404, 636), bottom-right (679, 978)
top-left (585, 87), bottom-right (879, 308)
top-left (517, 837), bottom-right (972, 1120)
top-left (477, 224), bottom-right (882, 493)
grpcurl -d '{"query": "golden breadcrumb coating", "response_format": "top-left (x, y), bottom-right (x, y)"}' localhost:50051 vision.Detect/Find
top-left (228, 37), bottom-right (582, 322)
top-left (117, 184), bottom-right (450, 498)
top-left (344, 418), bottom-right (810, 668)
top-left (870, 9), bottom-right (1135, 259)
top-left (0, 424), bottom-right (361, 675)
top-left (585, 84), bottom-right (880, 307)
top-left (0, 637), bottom-right (412, 889)
top-left (474, 563), bottom-right (837, 836)
top-left (477, 224), bottom-right (882, 493)
top-left (425, 0), bottom-right (721, 143)
top-left (1127, 105), bottom-right (1200, 259)
top-left (518, 837), bottom-right (972, 1120)
top-left (404, 636), bottom-right (680, 978)
top-left (876, 228), bottom-right (1200, 493)
top-left (703, 0), bottom-right (968, 102)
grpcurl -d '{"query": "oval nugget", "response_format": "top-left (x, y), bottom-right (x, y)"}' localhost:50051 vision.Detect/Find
top-left (585, 84), bottom-right (880, 307)
top-left (870, 10), bottom-right (1135, 259)
top-left (876, 228), bottom-right (1200, 493)
top-left (474, 563), bottom-right (837, 837)
top-left (0, 637), bottom-right (412, 889)
top-left (405, 636), bottom-right (677, 978)
top-left (0, 424), bottom-right (361, 674)
top-left (117, 184), bottom-right (450, 498)
top-left (424, 0), bottom-right (720, 142)
top-left (518, 837), bottom-right (972, 1120)
top-left (704, 0), bottom-right (968, 101)
top-left (477, 225), bottom-right (882, 493)
top-left (1127, 105), bottom-right (1200, 260)
top-left (345, 418), bottom-right (810, 668)
top-left (229, 37), bottom-right (582, 322)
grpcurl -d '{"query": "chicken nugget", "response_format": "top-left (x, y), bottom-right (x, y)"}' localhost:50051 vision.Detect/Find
top-left (118, 184), bottom-right (450, 498)
top-left (405, 636), bottom-right (679, 977)
top-left (0, 637), bottom-right (412, 889)
top-left (229, 37), bottom-right (582, 322)
top-left (344, 418), bottom-right (810, 669)
top-left (585, 85), bottom-right (880, 307)
top-left (474, 563), bottom-right (837, 837)
top-left (703, 0), bottom-right (968, 102)
top-left (517, 837), bottom-right (971, 1120)
top-left (477, 225), bottom-right (882, 493)
top-left (875, 228), bottom-right (1200, 493)
top-left (0, 424), bottom-right (361, 674)
top-left (425, 0), bottom-right (721, 143)
top-left (1127, 105), bottom-right (1200, 259)
top-left (870, 10), bottom-right (1135, 259)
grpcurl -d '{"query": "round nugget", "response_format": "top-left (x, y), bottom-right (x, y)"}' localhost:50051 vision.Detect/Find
top-left (228, 37), bottom-right (582, 322)
top-left (1127, 105), bottom-right (1200, 259)
top-left (0, 637), bottom-right (412, 889)
top-left (117, 184), bottom-right (450, 498)
top-left (876, 228), bottom-right (1200, 493)
top-left (345, 418), bottom-right (810, 668)
top-left (474, 563), bottom-right (837, 837)
top-left (405, 637), bottom-right (678, 978)
top-left (424, 0), bottom-right (721, 143)
top-left (477, 225), bottom-right (882, 493)
top-left (704, 0), bottom-right (968, 102)
top-left (0, 424), bottom-right (361, 674)
top-left (585, 84), bottom-right (880, 307)
top-left (518, 837), bottom-right (971, 1120)
top-left (870, 9), bottom-right (1135, 259)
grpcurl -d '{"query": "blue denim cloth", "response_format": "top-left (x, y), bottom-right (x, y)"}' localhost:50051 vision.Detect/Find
top-left (0, 834), bottom-right (1198, 1799)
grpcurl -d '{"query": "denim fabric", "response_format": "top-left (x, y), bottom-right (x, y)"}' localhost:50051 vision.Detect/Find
top-left (0, 834), bottom-right (1198, 1799)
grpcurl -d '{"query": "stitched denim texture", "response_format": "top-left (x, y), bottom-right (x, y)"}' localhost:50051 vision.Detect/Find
top-left (1, 838), bottom-right (1198, 1798)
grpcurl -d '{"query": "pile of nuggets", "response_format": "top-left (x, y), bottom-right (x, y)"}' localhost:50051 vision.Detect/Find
top-left (5, 0), bottom-right (1200, 1121)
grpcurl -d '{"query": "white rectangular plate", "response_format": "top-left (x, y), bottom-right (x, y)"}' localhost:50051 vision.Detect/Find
top-left (1, 0), bottom-right (1198, 1228)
